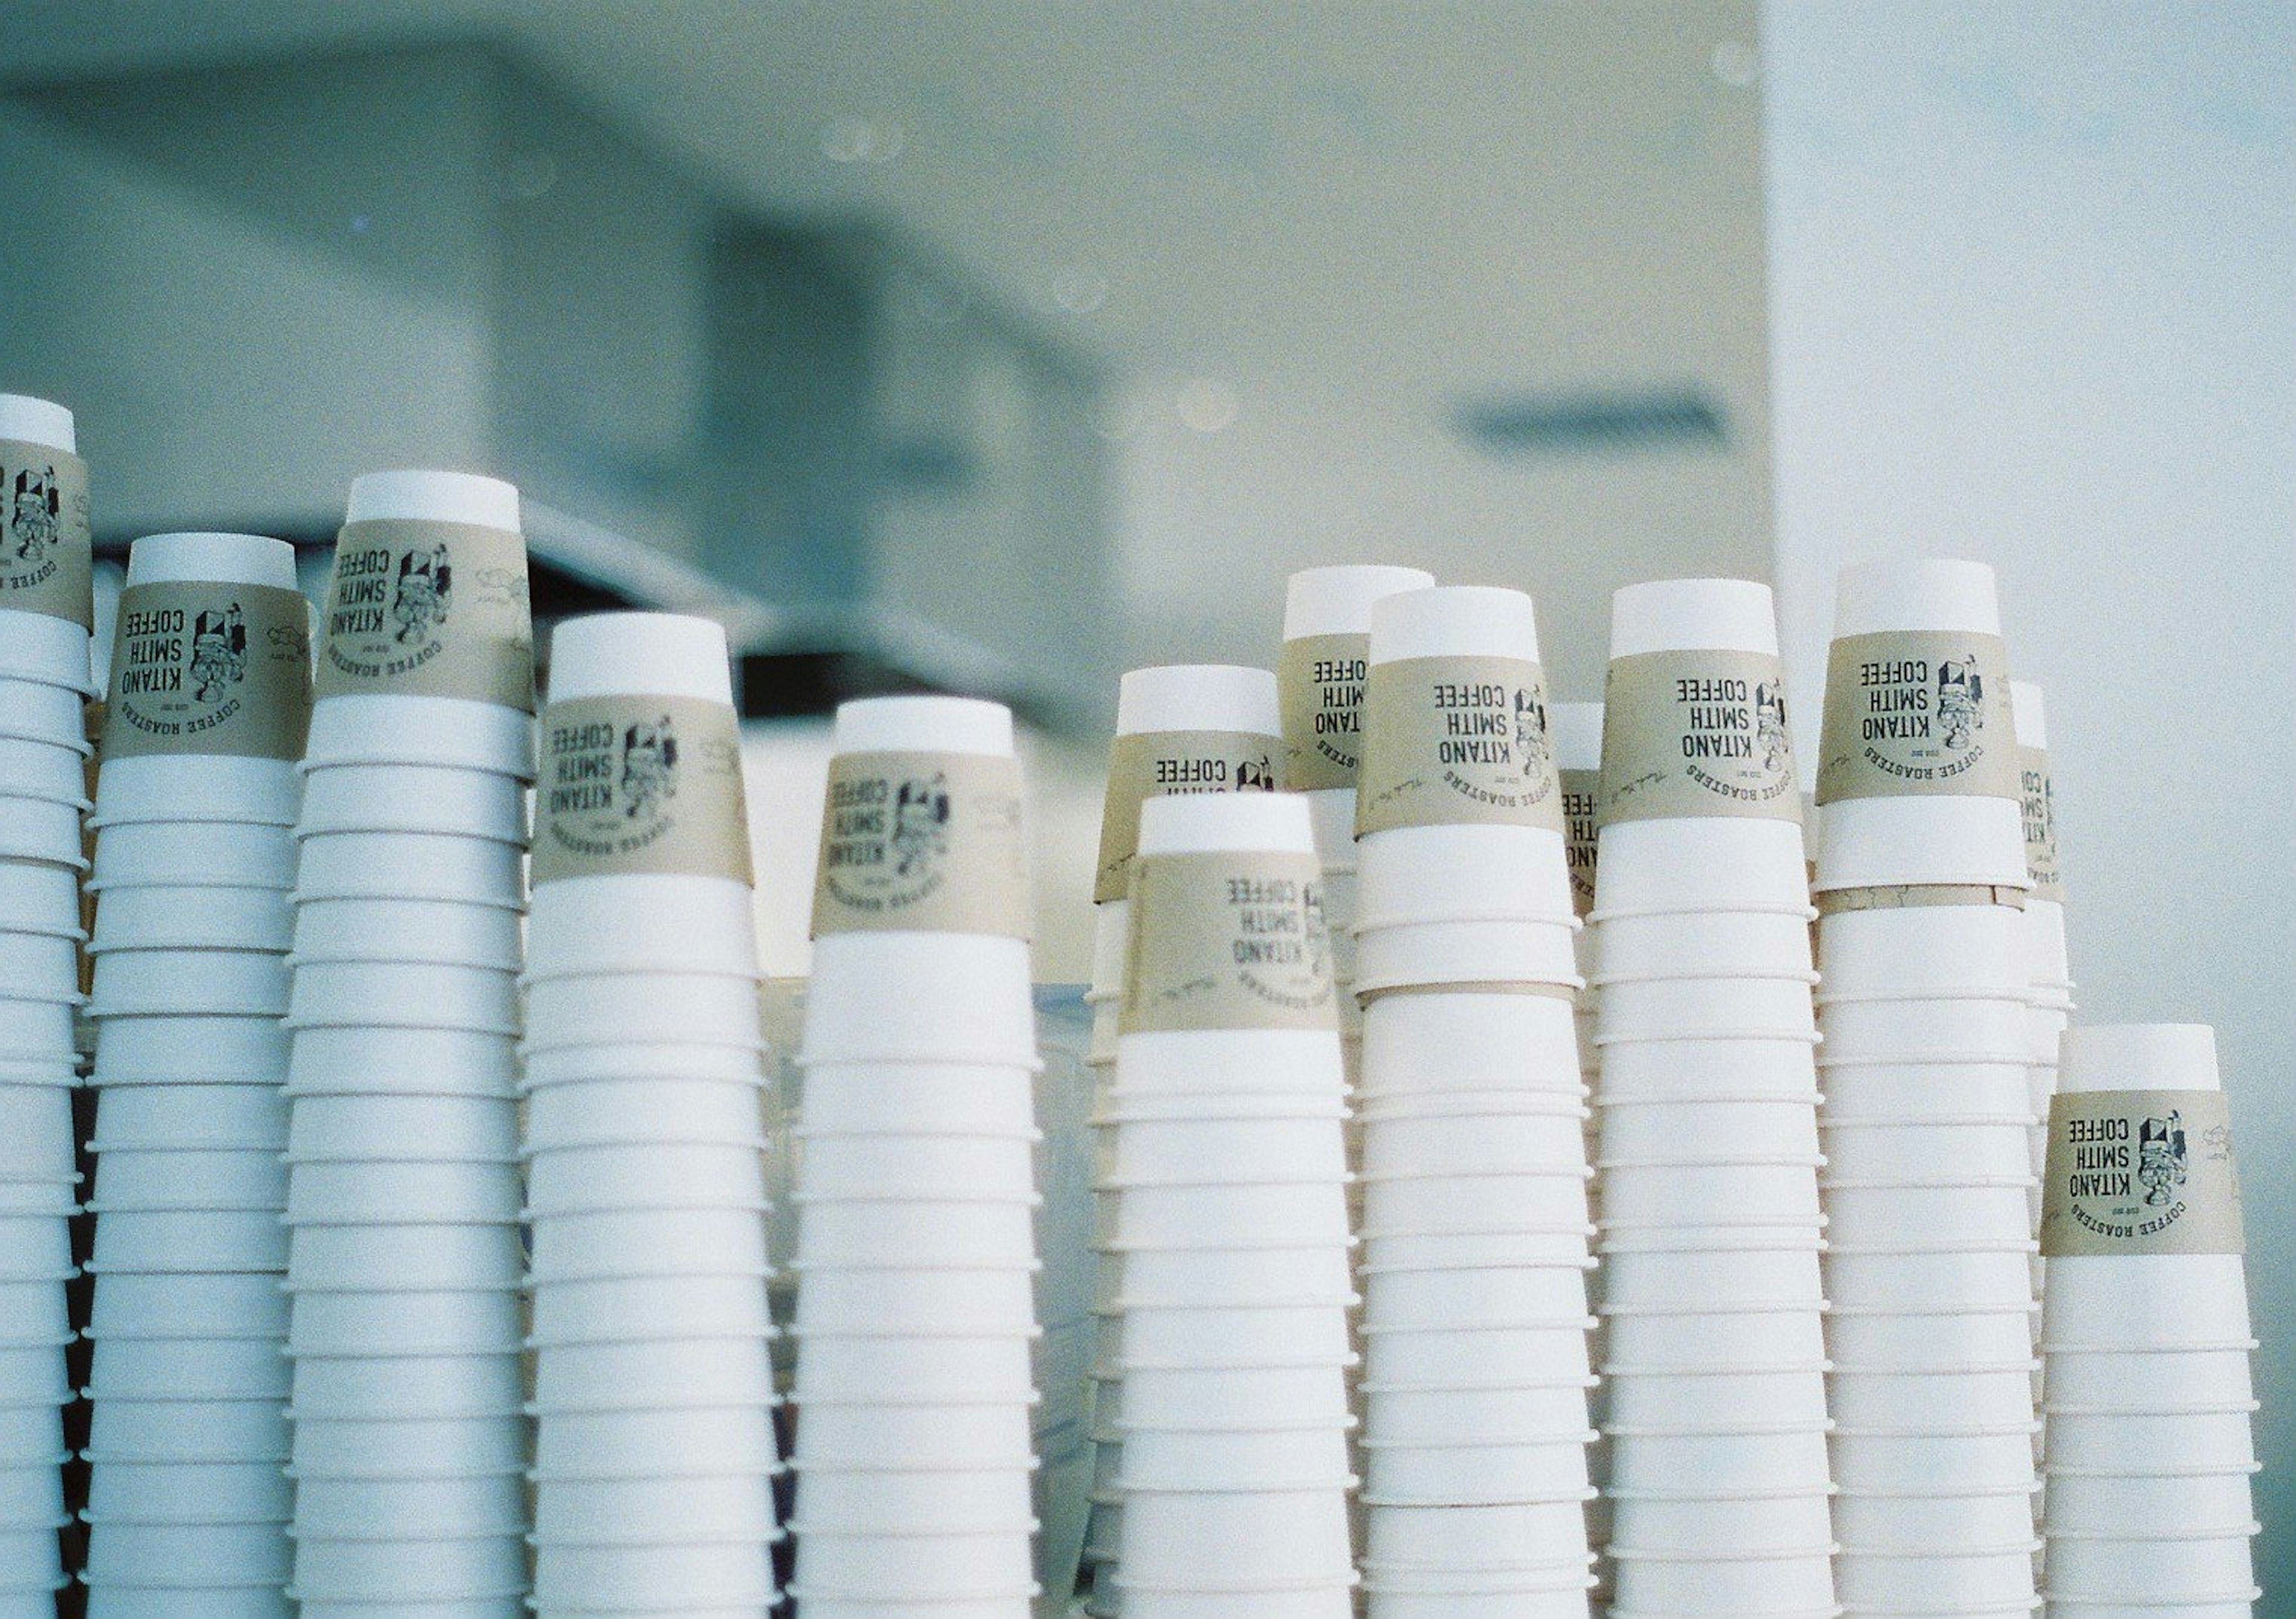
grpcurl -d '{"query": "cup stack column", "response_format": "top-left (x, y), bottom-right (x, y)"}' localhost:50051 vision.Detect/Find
top-left (81, 530), bottom-right (312, 1615)
top-left (0, 394), bottom-right (96, 1614)
top-left (1080, 665), bottom-right (1281, 1617)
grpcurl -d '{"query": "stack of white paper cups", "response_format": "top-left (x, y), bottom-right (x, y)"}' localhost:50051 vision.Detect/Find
top-left (82, 530), bottom-right (313, 1614)
top-left (1082, 665), bottom-right (1281, 1614)
top-left (280, 471), bottom-right (536, 1615)
top-left (2015, 683), bottom-right (2074, 1219)
top-left (0, 394), bottom-right (94, 1613)
top-left (1586, 579), bottom-right (1835, 1619)
top-left (1106, 790), bottom-right (1356, 1618)
top-left (1350, 586), bottom-right (1595, 1618)
top-left (521, 612), bottom-right (783, 1617)
top-left (1813, 558), bottom-right (2040, 1617)
top-left (2038, 1026), bottom-right (2260, 1616)
top-left (790, 695), bottom-right (1040, 1618)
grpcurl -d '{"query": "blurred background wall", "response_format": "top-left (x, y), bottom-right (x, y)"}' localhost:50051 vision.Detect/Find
top-left (2, 0), bottom-right (2289, 1551)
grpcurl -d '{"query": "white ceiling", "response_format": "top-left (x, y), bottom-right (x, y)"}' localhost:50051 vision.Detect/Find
top-left (6, 0), bottom-right (1774, 689)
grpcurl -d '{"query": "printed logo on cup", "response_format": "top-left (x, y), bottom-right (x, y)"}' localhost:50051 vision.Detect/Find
top-left (2020, 746), bottom-right (2064, 901)
top-left (1355, 655), bottom-right (1564, 836)
top-left (811, 750), bottom-right (1030, 939)
top-left (2042, 1089), bottom-right (2243, 1258)
top-left (101, 582), bottom-right (312, 760)
top-left (1280, 633), bottom-right (1373, 791)
top-left (1561, 768), bottom-right (1599, 917)
top-left (533, 694), bottom-right (753, 885)
top-left (0, 442), bottom-right (92, 629)
top-left (315, 520), bottom-right (536, 711)
top-left (1816, 631), bottom-right (2017, 804)
top-left (1094, 729), bottom-right (1280, 903)
top-left (1121, 849), bottom-right (1338, 1034)
top-left (1599, 649), bottom-right (1797, 824)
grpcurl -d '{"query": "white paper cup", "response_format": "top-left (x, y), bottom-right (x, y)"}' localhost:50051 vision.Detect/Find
top-left (2043, 1409), bottom-right (2257, 1472)
top-left (1815, 795), bottom-right (2031, 893)
top-left (802, 935), bottom-right (1034, 1068)
top-left (289, 1533), bottom-right (527, 1599)
top-left (1363, 1266), bottom-right (1587, 1327)
top-left (1118, 1482), bottom-right (1351, 1578)
top-left (288, 1290), bottom-right (522, 1358)
top-left (81, 1455), bottom-right (292, 1525)
top-left (1600, 1308), bottom-right (1826, 1374)
top-left (84, 1272), bottom-right (287, 1342)
top-left (0, 934), bottom-right (81, 1010)
top-left (289, 1413), bottom-right (524, 1477)
top-left (1116, 1245), bottom-right (1357, 1309)
top-left (524, 971), bottom-right (761, 1049)
top-left (87, 1207), bottom-right (286, 1273)
top-left (87, 885), bottom-right (289, 957)
top-left (0, 1215), bottom-right (74, 1282)
top-left (798, 1134), bottom-right (1033, 1203)
top-left (93, 751), bottom-right (301, 830)
top-left (84, 1333), bottom-right (286, 1403)
top-left (1591, 909), bottom-right (1815, 983)
top-left (1818, 1116), bottom-right (2038, 1185)
top-left (78, 1589), bottom-right (295, 1618)
top-left (286, 1025), bottom-right (515, 1097)
top-left (88, 948), bottom-right (291, 1019)
top-left (1361, 1434), bottom-right (1590, 1505)
top-left (1116, 1420), bottom-right (1355, 1493)
top-left (529, 1535), bottom-right (774, 1608)
top-left (1592, 820), bottom-right (1810, 917)
top-left (295, 764), bottom-right (526, 842)
top-left (0, 671), bottom-right (86, 744)
top-left (529, 1273), bottom-right (773, 1345)
top-left (1118, 1303), bottom-right (1355, 1368)
top-left (1593, 1036), bottom-right (1818, 1102)
top-left (786, 1333), bottom-right (1034, 1404)
top-left (0, 1085), bottom-right (72, 1176)
top-left (1818, 1058), bottom-right (2031, 1120)
top-left (2043, 1347), bottom-right (2254, 1412)
top-left (2044, 1259), bottom-right (2252, 1352)
top-left (1819, 994), bottom-right (2031, 1062)
top-left (286, 1092), bottom-right (518, 1166)
top-left (536, 1471), bottom-right (777, 1544)
top-left (1361, 1111), bottom-right (1587, 1180)
top-left (1823, 1179), bottom-right (2034, 1246)
top-left (1357, 823), bottom-right (1574, 929)
top-left (2044, 1469), bottom-right (2254, 1536)
top-left (1601, 1366), bottom-right (1830, 1433)
top-left (1358, 1170), bottom-right (1589, 1238)
top-left (289, 897), bottom-right (520, 969)
top-left (1605, 1488), bottom-right (1833, 1554)
top-left (1361, 1324), bottom-right (1589, 1392)
top-left (1834, 1482), bottom-right (2044, 1546)
top-left (91, 1147), bottom-right (285, 1210)
top-left (793, 1266), bottom-right (1034, 1336)
top-left (1108, 1584), bottom-right (1354, 1619)
top-left (289, 1353), bottom-right (524, 1421)
top-left (1105, 1115), bottom-right (1345, 1187)
top-left (2034, 1600), bottom-right (2257, 1619)
top-left (288, 1227), bottom-right (526, 1299)
top-left (1358, 1227), bottom-right (1594, 1272)
top-left (1830, 1425), bottom-right (2038, 1492)
top-left (2045, 1532), bottom-right (2256, 1602)
top-left (1366, 1496), bottom-right (1590, 1571)
top-left (301, 692), bottom-right (535, 779)
top-left (526, 1140), bottom-right (765, 1215)
top-left (1360, 986), bottom-right (1581, 1093)
top-left (1364, 1380), bottom-right (1594, 1446)
top-left (1818, 901), bottom-right (2028, 992)
top-left (94, 1014), bottom-right (290, 1084)
top-left (90, 823), bottom-right (294, 890)
top-left (87, 1395), bottom-right (288, 1464)
top-left (290, 1470), bottom-right (526, 1540)
top-left (537, 1336), bottom-right (779, 1412)
top-left (1116, 1364), bottom-right (1354, 1429)
top-left (533, 1402), bottom-right (778, 1478)
top-left (0, 863), bottom-right (83, 936)
top-left (292, 830), bottom-right (523, 906)
top-left (796, 1399), bottom-right (1032, 1470)
top-left (523, 1040), bottom-right (765, 1084)
top-left (796, 1198), bottom-right (1031, 1270)
top-left (79, 1517), bottom-right (291, 1585)
top-left (1608, 1546), bottom-right (1834, 1611)
top-left (1834, 1542), bottom-right (2041, 1607)
top-left (1353, 920), bottom-right (1579, 995)
top-left (1827, 1311), bottom-right (2039, 1382)
top-left (1832, 1366), bottom-right (2038, 1431)
top-left (522, 1076), bottom-right (765, 1150)
top-left (1106, 1182), bottom-right (1351, 1250)
top-left (89, 1083), bottom-right (285, 1154)
top-left (287, 961), bottom-right (518, 1035)
top-left (796, 1061), bottom-right (1033, 1135)
top-left (0, 995), bottom-right (80, 1056)
top-left (285, 1159), bottom-right (521, 1226)
top-left (527, 873), bottom-right (759, 978)
top-left (1597, 1162), bottom-right (1819, 1229)
top-left (1827, 1247), bottom-right (2036, 1312)
top-left (1602, 1426), bottom-right (1831, 1496)
top-left (530, 1204), bottom-right (768, 1281)
top-left (1596, 1098), bottom-right (1819, 1163)
top-left (1596, 976), bottom-right (1816, 1043)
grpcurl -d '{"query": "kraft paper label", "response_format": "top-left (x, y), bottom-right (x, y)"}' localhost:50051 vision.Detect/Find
top-left (102, 582), bottom-right (311, 760)
top-left (1817, 630), bottom-right (2017, 804)
top-left (1120, 850), bottom-right (1338, 1034)
top-left (1355, 655), bottom-right (1564, 836)
top-left (315, 520), bottom-right (535, 711)
top-left (1816, 883), bottom-right (2027, 915)
top-left (0, 439), bottom-right (91, 628)
top-left (533, 694), bottom-right (753, 885)
top-left (2020, 744), bottom-right (2065, 902)
top-left (1561, 768), bottom-right (1599, 917)
top-left (1093, 728), bottom-right (1280, 903)
top-left (2042, 1090), bottom-right (2242, 1257)
top-left (812, 750), bottom-right (1029, 939)
top-left (1600, 649), bottom-right (1799, 824)
top-left (1280, 633), bottom-right (1371, 790)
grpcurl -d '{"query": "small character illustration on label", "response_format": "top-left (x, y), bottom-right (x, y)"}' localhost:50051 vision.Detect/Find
top-left (1756, 680), bottom-right (1791, 775)
top-left (1511, 686), bottom-right (1550, 774)
top-left (1935, 656), bottom-right (1986, 751)
top-left (8, 467), bottom-right (59, 562)
top-left (393, 544), bottom-right (452, 644)
top-left (891, 775), bottom-right (952, 879)
top-left (190, 606), bottom-right (248, 702)
top-left (1235, 753), bottom-right (1275, 792)
top-left (2137, 1112), bottom-right (2189, 1209)
top-left (619, 718), bottom-right (678, 821)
